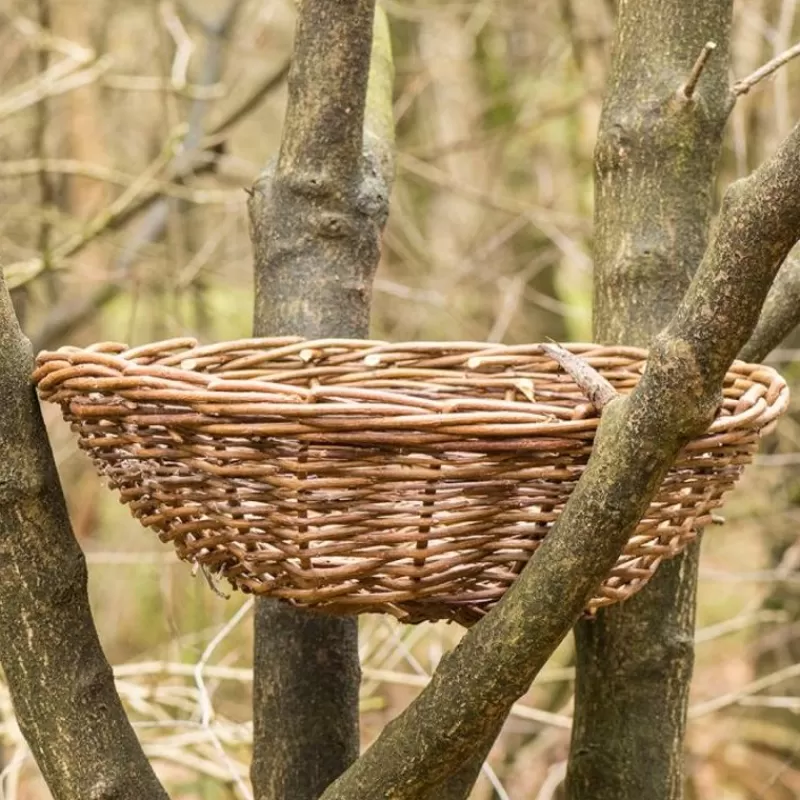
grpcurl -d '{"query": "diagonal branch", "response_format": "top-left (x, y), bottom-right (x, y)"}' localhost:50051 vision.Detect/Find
top-left (739, 252), bottom-right (800, 362)
top-left (318, 116), bottom-right (800, 800)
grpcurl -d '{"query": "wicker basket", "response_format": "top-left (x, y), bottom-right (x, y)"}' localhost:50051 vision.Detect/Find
top-left (34, 338), bottom-right (788, 625)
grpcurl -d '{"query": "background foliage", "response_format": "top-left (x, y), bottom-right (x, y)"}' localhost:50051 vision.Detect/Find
top-left (1, 0), bottom-right (799, 797)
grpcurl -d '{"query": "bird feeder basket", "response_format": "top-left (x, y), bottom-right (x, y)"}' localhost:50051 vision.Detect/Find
top-left (34, 338), bottom-right (788, 626)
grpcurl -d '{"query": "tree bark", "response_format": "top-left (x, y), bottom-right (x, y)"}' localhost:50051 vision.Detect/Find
top-left (567, 3), bottom-right (735, 797)
top-left (0, 272), bottom-right (169, 799)
top-left (247, 4), bottom-right (393, 799)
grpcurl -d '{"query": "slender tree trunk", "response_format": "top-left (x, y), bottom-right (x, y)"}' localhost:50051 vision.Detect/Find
top-left (0, 275), bottom-right (169, 799)
top-left (247, 4), bottom-right (393, 798)
top-left (567, 2), bottom-right (734, 798)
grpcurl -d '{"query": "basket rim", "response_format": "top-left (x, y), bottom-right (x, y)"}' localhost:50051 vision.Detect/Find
top-left (33, 336), bottom-right (790, 439)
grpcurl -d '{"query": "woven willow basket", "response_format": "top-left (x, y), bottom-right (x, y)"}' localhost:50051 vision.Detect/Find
top-left (34, 338), bottom-right (788, 625)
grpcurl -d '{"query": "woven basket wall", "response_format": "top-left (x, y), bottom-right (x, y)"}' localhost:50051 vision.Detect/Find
top-left (34, 338), bottom-right (788, 625)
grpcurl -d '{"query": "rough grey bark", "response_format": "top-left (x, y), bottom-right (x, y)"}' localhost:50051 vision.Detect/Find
top-left (318, 29), bottom-right (800, 800)
top-left (567, 3), bottom-right (734, 798)
top-left (0, 272), bottom-right (169, 800)
top-left (247, 3), bottom-right (393, 799)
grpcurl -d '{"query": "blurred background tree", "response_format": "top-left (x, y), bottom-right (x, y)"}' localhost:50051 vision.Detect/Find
top-left (1, 0), bottom-right (799, 798)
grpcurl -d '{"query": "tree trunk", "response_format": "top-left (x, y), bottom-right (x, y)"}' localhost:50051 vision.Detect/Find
top-left (567, 2), bottom-right (734, 798)
top-left (0, 274), bottom-right (169, 800)
top-left (247, 3), bottom-right (393, 798)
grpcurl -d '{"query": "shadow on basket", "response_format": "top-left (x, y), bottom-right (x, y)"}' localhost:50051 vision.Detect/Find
top-left (33, 337), bottom-right (789, 626)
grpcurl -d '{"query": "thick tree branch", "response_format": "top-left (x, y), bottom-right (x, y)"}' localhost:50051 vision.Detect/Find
top-left (248, 5), bottom-right (394, 799)
top-left (669, 123), bottom-right (800, 368)
top-left (0, 271), bottom-right (169, 798)
top-left (318, 104), bottom-right (800, 800)
top-left (739, 253), bottom-right (800, 362)
top-left (277, 0), bottom-right (375, 183)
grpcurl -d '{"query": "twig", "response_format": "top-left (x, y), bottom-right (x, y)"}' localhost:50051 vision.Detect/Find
top-left (3, 133), bottom-right (181, 290)
top-left (206, 59), bottom-right (290, 138)
top-left (733, 40), bottom-right (800, 96)
top-left (535, 761), bottom-right (568, 800)
top-left (33, 0), bottom-right (55, 312)
top-left (160, 1), bottom-right (195, 90)
top-left (0, 158), bottom-right (242, 204)
top-left (193, 598), bottom-right (254, 800)
top-left (11, 13), bottom-right (94, 61)
top-left (27, 0), bottom-right (250, 350)
top-left (102, 73), bottom-right (225, 99)
top-left (680, 41), bottom-right (717, 99)
top-left (541, 342), bottom-right (618, 411)
top-left (0, 54), bottom-right (113, 120)
top-left (0, 744), bottom-right (29, 800)
top-left (689, 662), bottom-right (800, 718)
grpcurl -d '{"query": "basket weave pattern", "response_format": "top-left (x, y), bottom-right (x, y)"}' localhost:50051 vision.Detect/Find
top-left (34, 338), bottom-right (788, 625)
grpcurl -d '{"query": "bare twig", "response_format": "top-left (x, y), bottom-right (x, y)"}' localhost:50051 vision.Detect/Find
top-left (206, 59), bottom-right (290, 138)
top-left (541, 342), bottom-right (618, 411)
top-left (193, 598), bottom-right (254, 800)
top-left (0, 54), bottom-right (113, 120)
top-left (102, 73), bottom-right (225, 98)
top-left (680, 41), bottom-right (717, 99)
top-left (160, 2), bottom-right (195, 89)
top-left (689, 662), bottom-right (800, 717)
top-left (732, 40), bottom-right (800, 96)
top-left (4, 130), bottom-right (182, 290)
top-left (536, 761), bottom-right (568, 800)
top-left (29, 0), bottom-right (250, 350)
top-left (0, 158), bottom-right (241, 203)
top-left (10, 12), bottom-right (94, 61)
